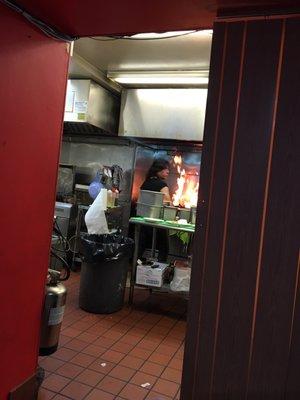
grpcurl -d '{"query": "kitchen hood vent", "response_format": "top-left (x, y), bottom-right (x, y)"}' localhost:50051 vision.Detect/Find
top-left (64, 79), bottom-right (120, 134)
top-left (64, 121), bottom-right (117, 136)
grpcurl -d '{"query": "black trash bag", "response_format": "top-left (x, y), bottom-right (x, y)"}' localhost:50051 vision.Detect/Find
top-left (80, 233), bottom-right (134, 263)
top-left (79, 233), bottom-right (134, 314)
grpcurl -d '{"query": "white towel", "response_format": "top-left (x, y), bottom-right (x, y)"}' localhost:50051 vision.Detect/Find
top-left (85, 189), bottom-right (109, 234)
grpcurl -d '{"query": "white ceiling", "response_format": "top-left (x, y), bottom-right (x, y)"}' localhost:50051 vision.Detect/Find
top-left (69, 30), bottom-right (212, 88)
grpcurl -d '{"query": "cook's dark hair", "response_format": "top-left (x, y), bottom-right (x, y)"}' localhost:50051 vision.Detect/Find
top-left (146, 159), bottom-right (170, 179)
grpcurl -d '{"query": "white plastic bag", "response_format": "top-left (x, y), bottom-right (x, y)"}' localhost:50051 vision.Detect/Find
top-left (170, 266), bottom-right (191, 292)
top-left (85, 189), bottom-right (109, 234)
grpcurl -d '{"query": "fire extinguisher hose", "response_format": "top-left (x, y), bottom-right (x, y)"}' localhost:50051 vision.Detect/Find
top-left (50, 250), bottom-right (71, 281)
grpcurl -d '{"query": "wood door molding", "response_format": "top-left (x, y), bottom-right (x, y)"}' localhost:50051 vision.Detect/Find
top-left (182, 14), bottom-right (300, 400)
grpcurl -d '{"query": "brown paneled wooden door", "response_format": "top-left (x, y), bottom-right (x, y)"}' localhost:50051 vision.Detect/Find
top-left (182, 15), bottom-right (300, 400)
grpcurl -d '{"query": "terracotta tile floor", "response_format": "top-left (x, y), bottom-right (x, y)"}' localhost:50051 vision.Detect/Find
top-left (38, 272), bottom-right (187, 400)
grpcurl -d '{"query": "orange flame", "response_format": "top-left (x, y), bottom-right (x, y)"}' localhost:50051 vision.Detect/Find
top-left (172, 155), bottom-right (199, 209)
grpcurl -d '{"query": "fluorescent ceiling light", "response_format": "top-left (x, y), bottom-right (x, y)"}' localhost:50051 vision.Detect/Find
top-left (107, 71), bottom-right (209, 86)
top-left (200, 29), bottom-right (213, 35)
top-left (112, 76), bottom-right (208, 85)
top-left (123, 29), bottom-right (213, 40)
top-left (127, 30), bottom-right (195, 39)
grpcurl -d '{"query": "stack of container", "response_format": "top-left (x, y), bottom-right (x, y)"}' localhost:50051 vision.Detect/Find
top-left (137, 190), bottom-right (197, 224)
top-left (137, 190), bottom-right (164, 219)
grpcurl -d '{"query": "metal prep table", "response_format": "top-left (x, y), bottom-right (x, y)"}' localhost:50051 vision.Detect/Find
top-left (129, 217), bottom-right (195, 304)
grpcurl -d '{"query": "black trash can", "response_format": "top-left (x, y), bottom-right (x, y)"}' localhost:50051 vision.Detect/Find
top-left (79, 233), bottom-right (134, 314)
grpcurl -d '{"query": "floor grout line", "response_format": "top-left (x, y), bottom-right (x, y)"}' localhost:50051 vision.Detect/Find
top-left (39, 272), bottom-right (184, 400)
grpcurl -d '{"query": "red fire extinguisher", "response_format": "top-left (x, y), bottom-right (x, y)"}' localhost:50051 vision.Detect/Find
top-left (39, 269), bottom-right (68, 356)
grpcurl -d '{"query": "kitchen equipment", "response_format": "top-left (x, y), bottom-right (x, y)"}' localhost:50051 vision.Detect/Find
top-left (178, 208), bottom-right (190, 221)
top-left (163, 206), bottom-right (178, 221)
top-left (54, 202), bottom-right (77, 237)
top-left (64, 79), bottom-right (120, 134)
top-left (136, 202), bottom-right (163, 219)
top-left (50, 235), bottom-right (61, 270)
top-left (50, 202), bottom-right (77, 270)
top-left (190, 206), bottom-right (197, 224)
top-left (138, 190), bottom-right (164, 206)
top-left (56, 164), bottom-right (76, 201)
top-left (74, 184), bottom-right (91, 206)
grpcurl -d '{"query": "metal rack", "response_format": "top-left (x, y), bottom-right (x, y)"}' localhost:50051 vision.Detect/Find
top-left (128, 217), bottom-right (195, 304)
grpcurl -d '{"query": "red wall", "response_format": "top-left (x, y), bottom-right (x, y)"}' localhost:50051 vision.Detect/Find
top-left (16, 0), bottom-right (214, 36)
top-left (0, 5), bottom-right (69, 398)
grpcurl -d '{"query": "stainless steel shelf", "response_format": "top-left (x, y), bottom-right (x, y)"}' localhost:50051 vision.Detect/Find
top-left (135, 282), bottom-right (189, 295)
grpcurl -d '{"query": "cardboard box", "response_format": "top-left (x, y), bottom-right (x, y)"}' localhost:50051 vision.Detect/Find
top-left (136, 263), bottom-right (168, 287)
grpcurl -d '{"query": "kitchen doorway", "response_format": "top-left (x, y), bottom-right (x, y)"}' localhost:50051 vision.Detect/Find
top-left (39, 29), bottom-right (212, 400)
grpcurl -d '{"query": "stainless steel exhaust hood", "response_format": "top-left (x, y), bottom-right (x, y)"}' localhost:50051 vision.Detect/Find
top-left (64, 79), bottom-right (120, 135)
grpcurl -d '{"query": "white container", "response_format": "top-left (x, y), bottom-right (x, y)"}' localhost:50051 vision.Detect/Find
top-left (136, 263), bottom-right (168, 287)
top-left (138, 190), bottom-right (164, 206)
top-left (107, 190), bottom-right (116, 208)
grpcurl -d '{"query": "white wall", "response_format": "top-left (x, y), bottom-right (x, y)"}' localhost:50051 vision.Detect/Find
top-left (118, 88), bottom-right (207, 141)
